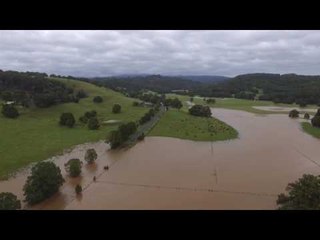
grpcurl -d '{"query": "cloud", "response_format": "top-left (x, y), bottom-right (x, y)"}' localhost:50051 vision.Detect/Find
top-left (1, 30), bottom-right (320, 77)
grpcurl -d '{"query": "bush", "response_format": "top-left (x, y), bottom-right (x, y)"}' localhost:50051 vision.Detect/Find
top-left (65, 159), bottom-right (82, 177)
top-left (0, 192), bottom-right (21, 210)
top-left (206, 98), bottom-right (216, 104)
top-left (59, 112), bottom-right (75, 127)
top-left (93, 96), bottom-right (103, 103)
top-left (76, 89), bottom-right (87, 99)
top-left (137, 133), bottom-right (145, 141)
top-left (288, 109), bottom-right (299, 118)
top-left (23, 162), bottom-right (65, 205)
top-left (107, 121), bottom-right (137, 149)
top-left (277, 174), bottom-right (320, 209)
top-left (84, 110), bottom-right (97, 119)
top-left (132, 101), bottom-right (140, 106)
top-left (304, 113), bottom-right (310, 119)
top-left (85, 149), bottom-right (97, 164)
top-left (311, 115), bottom-right (320, 128)
top-left (189, 105), bottom-right (212, 117)
top-left (75, 185), bottom-right (82, 194)
top-left (88, 117), bottom-right (100, 130)
top-left (79, 116), bottom-right (88, 124)
top-left (112, 104), bottom-right (121, 113)
top-left (1, 104), bottom-right (19, 118)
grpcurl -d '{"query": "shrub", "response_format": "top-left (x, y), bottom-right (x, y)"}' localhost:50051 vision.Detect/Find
top-left (0, 192), bottom-right (21, 210)
top-left (84, 110), bottom-right (97, 119)
top-left (137, 133), bottom-right (145, 141)
top-left (75, 185), bottom-right (82, 194)
top-left (88, 117), bottom-right (100, 130)
top-left (189, 105), bottom-right (211, 117)
top-left (85, 149), bottom-right (97, 164)
top-left (23, 162), bottom-right (65, 205)
top-left (112, 104), bottom-right (121, 113)
top-left (1, 104), bottom-right (19, 118)
top-left (76, 89), bottom-right (87, 99)
top-left (65, 159), bottom-right (82, 177)
top-left (59, 112), bottom-right (75, 127)
top-left (277, 174), bottom-right (320, 209)
top-left (311, 115), bottom-right (320, 128)
top-left (93, 96), bottom-right (103, 103)
top-left (132, 101), bottom-right (139, 106)
top-left (288, 109), bottom-right (299, 118)
top-left (304, 113), bottom-right (310, 119)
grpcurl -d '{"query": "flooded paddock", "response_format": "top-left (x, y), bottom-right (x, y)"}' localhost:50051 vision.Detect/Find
top-left (1, 108), bottom-right (320, 209)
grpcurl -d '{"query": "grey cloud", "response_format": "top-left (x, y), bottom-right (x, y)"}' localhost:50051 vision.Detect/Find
top-left (1, 30), bottom-right (320, 77)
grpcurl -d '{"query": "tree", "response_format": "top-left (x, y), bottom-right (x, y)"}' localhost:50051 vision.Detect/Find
top-left (85, 149), bottom-right (97, 164)
top-left (108, 130), bottom-right (123, 149)
top-left (190, 97), bottom-right (194, 102)
top-left (76, 89), bottom-right (87, 99)
top-left (189, 105), bottom-right (212, 117)
top-left (107, 121), bottom-right (137, 149)
top-left (1, 104), bottom-right (19, 118)
top-left (112, 104), bottom-right (121, 113)
top-left (65, 158), bottom-right (82, 177)
top-left (206, 98), bottom-right (216, 104)
top-left (277, 174), bottom-right (320, 210)
top-left (23, 162), bottom-right (65, 205)
top-left (288, 109), bottom-right (299, 118)
top-left (304, 113), bottom-right (310, 119)
top-left (88, 117), bottom-right (100, 130)
top-left (93, 96), bottom-right (103, 103)
top-left (0, 192), bottom-right (21, 210)
top-left (132, 101), bottom-right (140, 106)
top-left (311, 115), bottom-right (320, 127)
top-left (75, 185), bottom-right (82, 194)
top-left (59, 112), bottom-right (75, 127)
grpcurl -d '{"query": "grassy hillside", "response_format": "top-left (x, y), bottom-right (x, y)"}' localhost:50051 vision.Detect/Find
top-left (149, 109), bottom-right (238, 141)
top-left (0, 78), bottom-right (149, 178)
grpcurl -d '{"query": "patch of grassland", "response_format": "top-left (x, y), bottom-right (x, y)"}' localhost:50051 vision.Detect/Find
top-left (166, 93), bottom-right (317, 114)
top-left (149, 109), bottom-right (238, 141)
top-left (0, 78), bottom-right (149, 178)
top-left (301, 122), bottom-right (320, 139)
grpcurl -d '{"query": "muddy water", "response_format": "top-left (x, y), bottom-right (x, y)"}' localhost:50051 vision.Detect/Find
top-left (1, 108), bottom-right (320, 209)
top-left (253, 106), bottom-right (317, 113)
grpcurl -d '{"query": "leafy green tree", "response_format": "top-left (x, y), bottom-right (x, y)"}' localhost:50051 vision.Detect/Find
top-left (189, 105), bottom-right (211, 117)
top-left (132, 101), bottom-right (140, 106)
top-left (277, 174), bottom-right (320, 210)
top-left (1, 104), bottom-right (19, 118)
top-left (0, 192), bottom-right (21, 210)
top-left (84, 110), bottom-right (97, 119)
top-left (311, 115), bottom-right (320, 127)
top-left (289, 109), bottom-right (299, 118)
top-left (112, 104), bottom-right (121, 113)
top-left (75, 185), bottom-right (82, 194)
top-left (59, 112), bottom-right (75, 127)
top-left (93, 96), bottom-right (103, 103)
top-left (76, 89), bottom-right (87, 99)
top-left (85, 149), bottom-right (97, 164)
top-left (88, 117), bottom-right (100, 130)
top-left (304, 113), bottom-right (310, 119)
top-left (65, 159), bottom-right (82, 177)
top-left (23, 162), bottom-right (65, 205)
top-left (108, 130), bottom-right (123, 149)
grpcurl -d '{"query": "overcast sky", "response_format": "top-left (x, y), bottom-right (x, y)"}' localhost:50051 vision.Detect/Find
top-left (1, 30), bottom-right (320, 77)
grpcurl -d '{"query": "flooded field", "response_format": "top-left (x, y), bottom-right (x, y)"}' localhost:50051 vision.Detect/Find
top-left (253, 106), bottom-right (317, 113)
top-left (1, 108), bottom-right (320, 209)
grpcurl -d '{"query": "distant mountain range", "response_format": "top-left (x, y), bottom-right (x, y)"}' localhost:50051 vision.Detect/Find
top-left (94, 74), bottom-right (230, 83)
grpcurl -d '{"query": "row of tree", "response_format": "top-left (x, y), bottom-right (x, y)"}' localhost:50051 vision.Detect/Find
top-left (0, 70), bottom-right (88, 108)
top-left (0, 148), bottom-right (99, 209)
top-left (107, 122), bottom-right (137, 149)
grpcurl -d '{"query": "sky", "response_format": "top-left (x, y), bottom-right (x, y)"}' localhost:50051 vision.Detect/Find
top-left (1, 30), bottom-right (320, 77)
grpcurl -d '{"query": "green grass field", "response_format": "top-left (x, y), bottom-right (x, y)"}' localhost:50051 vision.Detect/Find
top-left (166, 93), bottom-right (318, 114)
top-left (149, 109), bottom-right (238, 141)
top-left (301, 122), bottom-right (320, 139)
top-left (0, 78), bottom-right (149, 178)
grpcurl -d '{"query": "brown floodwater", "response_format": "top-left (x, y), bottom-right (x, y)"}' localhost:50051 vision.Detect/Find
top-left (1, 108), bottom-right (320, 209)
